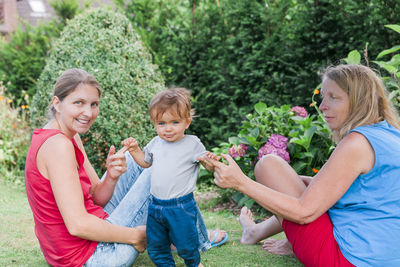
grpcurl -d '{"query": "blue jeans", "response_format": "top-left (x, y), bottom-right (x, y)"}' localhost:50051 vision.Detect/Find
top-left (147, 193), bottom-right (200, 267)
top-left (84, 152), bottom-right (211, 267)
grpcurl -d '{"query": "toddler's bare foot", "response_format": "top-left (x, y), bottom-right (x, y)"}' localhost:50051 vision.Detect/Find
top-left (132, 225), bottom-right (147, 253)
top-left (208, 228), bottom-right (227, 243)
top-left (239, 207), bottom-right (259, 244)
top-left (262, 238), bottom-right (294, 255)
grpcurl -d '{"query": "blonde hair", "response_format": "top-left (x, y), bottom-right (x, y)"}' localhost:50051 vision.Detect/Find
top-left (323, 64), bottom-right (400, 142)
top-left (149, 87), bottom-right (194, 121)
top-left (48, 68), bottom-right (101, 118)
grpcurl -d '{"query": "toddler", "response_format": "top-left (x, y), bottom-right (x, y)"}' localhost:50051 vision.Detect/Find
top-left (122, 88), bottom-right (218, 267)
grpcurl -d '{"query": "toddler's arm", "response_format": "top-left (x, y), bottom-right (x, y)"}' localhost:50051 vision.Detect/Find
top-left (199, 151), bottom-right (221, 171)
top-left (121, 137), bottom-right (151, 168)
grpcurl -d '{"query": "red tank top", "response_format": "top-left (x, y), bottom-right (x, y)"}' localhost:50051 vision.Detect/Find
top-left (25, 129), bottom-right (108, 267)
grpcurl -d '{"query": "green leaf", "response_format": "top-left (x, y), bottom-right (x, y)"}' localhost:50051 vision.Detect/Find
top-left (385, 24), bottom-right (400, 34)
top-left (344, 50), bottom-right (361, 64)
top-left (228, 136), bottom-right (241, 145)
top-left (254, 102), bottom-right (267, 115)
top-left (244, 198), bottom-right (255, 209)
top-left (237, 195), bottom-right (250, 206)
top-left (376, 45), bottom-right (400, 59)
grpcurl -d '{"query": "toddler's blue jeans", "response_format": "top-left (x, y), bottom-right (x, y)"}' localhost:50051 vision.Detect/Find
top-left (147, 193), bottom-right (201, 267)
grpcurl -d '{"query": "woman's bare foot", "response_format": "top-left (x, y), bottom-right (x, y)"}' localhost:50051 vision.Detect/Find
top-left (239, 207), bottom-right (260, 244)
top-left (132, 225), bottom-right (147, 253)
top-left (262, 238), bottom-right (294, 255)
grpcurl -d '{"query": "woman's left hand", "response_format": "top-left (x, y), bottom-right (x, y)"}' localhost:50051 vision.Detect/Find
top-left (105, 145), bottom-right (128, 180)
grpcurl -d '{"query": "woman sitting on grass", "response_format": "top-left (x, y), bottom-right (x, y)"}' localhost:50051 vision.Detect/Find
top-left (202, 64), bottom-right (400, 266)
top-left (24, 68), bottom-right (227, 267)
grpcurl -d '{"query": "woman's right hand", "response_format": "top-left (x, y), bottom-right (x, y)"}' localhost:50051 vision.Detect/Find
top-left (105, 145), bottom-right (128, 181)
top-left (205, 153), bottom-right (248, 190)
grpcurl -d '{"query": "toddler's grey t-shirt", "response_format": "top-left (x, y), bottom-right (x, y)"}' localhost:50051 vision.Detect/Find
top-left (143, 135), bottom-right (206, 199)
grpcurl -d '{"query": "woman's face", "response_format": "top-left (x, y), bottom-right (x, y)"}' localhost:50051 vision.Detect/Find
top-left (53, 84), bottom-right (100, 138)
top-left (319, 77), bottom-right (350, 131)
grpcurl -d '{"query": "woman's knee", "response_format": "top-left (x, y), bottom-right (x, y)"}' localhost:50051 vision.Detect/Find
top-left (254, 154), bottom-right (286, 182)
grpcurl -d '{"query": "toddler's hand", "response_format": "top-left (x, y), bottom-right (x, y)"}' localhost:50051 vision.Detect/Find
top-left (121, 137), bottom-right (139, 153)
top-left (205, 151), bottom-right (221, 161)
top-left (198, 151), bottom-right (221, 171)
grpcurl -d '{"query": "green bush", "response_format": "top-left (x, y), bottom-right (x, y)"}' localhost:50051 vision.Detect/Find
top-left (208, 97), bottom-right (334, 209)
top-left (119, 0), bottom-right (400, 148)
top-left (0, 82), bottom-right (31, 185)
top-left (343, 24), bottom-right (400, 111)
top-left (30, 7), bottom-right (165, 175)
top-left (0, 21), bottom-right (62, 107)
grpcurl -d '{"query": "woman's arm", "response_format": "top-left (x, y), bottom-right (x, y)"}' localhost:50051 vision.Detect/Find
top-left (38, 135), bottom-right (146, 251)
top-left (209, 132), bottom-right (374, 224)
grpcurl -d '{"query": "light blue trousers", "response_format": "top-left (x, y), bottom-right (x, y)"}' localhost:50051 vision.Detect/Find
top-left (84, 152), bottom-right (211, 267)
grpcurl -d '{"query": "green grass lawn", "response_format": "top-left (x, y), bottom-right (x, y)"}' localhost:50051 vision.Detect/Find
top-left (0, 180), bottom-right (302, 266)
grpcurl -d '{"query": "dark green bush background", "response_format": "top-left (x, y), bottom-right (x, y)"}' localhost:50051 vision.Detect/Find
top-left (30, 8), bottom-right (165, 175)
top-left (117, 0), bottom-right (400, 147)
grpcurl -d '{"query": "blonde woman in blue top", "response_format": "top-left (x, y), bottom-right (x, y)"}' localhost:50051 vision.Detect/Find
top-left (202, 64), bottom-right (400, 266)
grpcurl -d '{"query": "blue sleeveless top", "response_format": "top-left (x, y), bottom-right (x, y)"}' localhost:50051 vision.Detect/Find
top-left (328, 121), bottom-right (400, 266)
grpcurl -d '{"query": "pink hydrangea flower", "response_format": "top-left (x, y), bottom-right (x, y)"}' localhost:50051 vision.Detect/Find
top-left (258, 134), bottom-right (290, 163)
top-left (228, 144), bottom-right (248, 158)
top-left (267, 134), bottom-right (288, 149)
top-left (290, 106), bottom-right (308, 118)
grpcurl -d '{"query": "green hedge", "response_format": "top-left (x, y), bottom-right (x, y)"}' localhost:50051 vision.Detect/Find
top-left (30, 7), bottom-right (165, 175)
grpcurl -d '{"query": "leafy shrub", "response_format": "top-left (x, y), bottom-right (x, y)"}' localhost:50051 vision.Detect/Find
top-left (208, 96), bottom-right (334, 208)
top-left (30, 8), bottom-right (165, 175)
top-left (0, 82), bottom-right (31, 185)
top-left (0, 21), bottom-right (62, 106)
top-left (118, 0), bottom-right (400, 148)
top-left (343, 24), bottom-right (400, 111)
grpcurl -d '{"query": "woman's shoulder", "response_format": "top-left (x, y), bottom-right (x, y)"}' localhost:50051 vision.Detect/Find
top-left (40, 133), bottom-right (75, 156)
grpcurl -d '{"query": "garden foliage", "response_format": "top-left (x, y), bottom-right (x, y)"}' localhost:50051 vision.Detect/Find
top-left (118, 0), bottom-right (400, 147)
top-left (0, 0), bottom-right (82, 108)
top-left (30, 8), bottom-right (165, 175)
top-left (209, 100), bottom-right (334, 208)
top-left (0, 82), bottom-right (31, 185)
top-left (0, 21), bottom-right (62, 106)
top-left (344, 24), bottom-right (400, 111)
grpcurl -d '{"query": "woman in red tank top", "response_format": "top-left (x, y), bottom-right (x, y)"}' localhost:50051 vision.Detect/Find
top-left (25, 68), bottom-right (147, 267)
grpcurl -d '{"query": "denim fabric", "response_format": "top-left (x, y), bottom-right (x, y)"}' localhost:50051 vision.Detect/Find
top-left (84, 152), bottom-right (211, 267)
top-left (147, 193), bottom-right (200, 267)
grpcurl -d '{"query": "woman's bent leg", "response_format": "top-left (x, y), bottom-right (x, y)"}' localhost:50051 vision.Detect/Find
top-left (239, 154), bottom-right (307, 255)
top-left (85, 153), bottom-right (151, 267)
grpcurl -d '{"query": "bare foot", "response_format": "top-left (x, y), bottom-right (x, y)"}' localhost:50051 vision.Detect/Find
top-left (239, 207), bottom-right (259, 244)
top-left (262, 238), bottom-right (294, 255)
top-left (132, 225), bottom-right (147, 253)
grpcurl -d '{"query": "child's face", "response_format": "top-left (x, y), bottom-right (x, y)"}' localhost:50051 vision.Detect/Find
top-left (153, 110), bottom-right (192, 142)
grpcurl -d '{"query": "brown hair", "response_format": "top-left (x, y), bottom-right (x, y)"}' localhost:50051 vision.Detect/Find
top-left (48, 68), bottom-right (101, 118)
top-left (149, 87), bottom-right (194, 121)
top-left (323, 64), bottom-right (400, 142)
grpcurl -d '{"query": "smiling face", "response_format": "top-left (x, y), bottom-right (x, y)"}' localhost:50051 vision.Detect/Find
top-left (153, 110), bottom-right (192, 142)
top-left (53, 84), bottom-right (100, 138)
top-left (319, 77), bottom-right (350, 131)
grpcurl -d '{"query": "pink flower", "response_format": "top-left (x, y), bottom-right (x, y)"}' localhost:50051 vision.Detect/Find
top-left (228, 144), bottom-right (248, 158)
top-left (290, 106), bottom-right (308, 118)
top-left (267, 134), bottom-right (288, 149)
top-left (258, 134), bottom-right (290, 163)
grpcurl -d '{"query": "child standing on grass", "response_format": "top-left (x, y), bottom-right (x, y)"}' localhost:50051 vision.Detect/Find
top-left (122, 87), bottom-right (218, 267)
